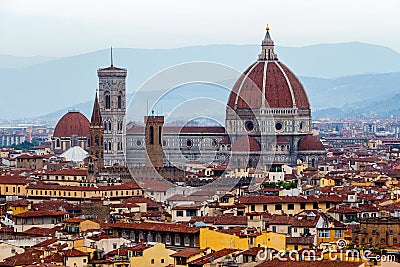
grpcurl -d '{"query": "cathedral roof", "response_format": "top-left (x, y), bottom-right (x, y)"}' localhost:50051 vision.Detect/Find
top-left (60, 146), bottom-right (89, 162)
top-left (227, 27), bottom-right (310, 110)
top-left (231, 135), bottom-right (261, 152)
top-left (53, 111), bottom-right (90, 138)
top-left (298, 135), bottom-right (325, 151)
top-left (98, 65), bottom-right (126, 71)
top-left (90, 94), bottom-right (103, 126)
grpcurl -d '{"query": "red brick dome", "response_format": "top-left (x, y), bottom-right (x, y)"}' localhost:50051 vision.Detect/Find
top-left (227, 29), bottom-right (310, 110)
top-left (298, 135), bottom-right (325, 151)
top-left (53, 111), bottom-right (90, 138)
top-left (227, 61), bottom-right (310, 110)
top-left (232, 136), bottom-right (260, 152)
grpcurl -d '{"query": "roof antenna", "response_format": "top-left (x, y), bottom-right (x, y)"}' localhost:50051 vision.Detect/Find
top-left (111, 46), bottom-right (113, 66)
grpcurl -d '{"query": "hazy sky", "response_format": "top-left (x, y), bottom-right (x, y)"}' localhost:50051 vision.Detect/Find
top-left (0, 0), bottom-right (399, 57)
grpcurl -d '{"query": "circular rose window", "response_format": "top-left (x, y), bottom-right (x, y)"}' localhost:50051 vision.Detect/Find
top-left (245, 121), bottom-right (254, 132)
top-left (275, 122), bottom-right (283, 132)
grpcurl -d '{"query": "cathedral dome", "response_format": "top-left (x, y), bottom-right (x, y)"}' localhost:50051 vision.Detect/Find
top-left (298, 135), bottom-right (325, 151)
top-left (227, 27), bottom-right (310, 110)
top-left (53, 111), bottom-right (90, 138)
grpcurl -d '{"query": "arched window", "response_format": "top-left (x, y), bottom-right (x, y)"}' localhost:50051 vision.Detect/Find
top-left (159, 126), bottom-right (162, 145)
top-left (149, 126), bottom-right (154, 145)
top-left (108, 142), bottom-right (112, 151)
top-left (118, 91), bottom-right (122, 109)
top-left (56, 139), bottom-right (60, 148)
top-left (95, 135), bottom-right (99, 146)
top-left (105, 91), bottom-right (111, 109)
top-left (104, 143), bottom-right (108, 151)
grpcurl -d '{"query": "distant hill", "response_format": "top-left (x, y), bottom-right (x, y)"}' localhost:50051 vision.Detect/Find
top-left (1, 42), bottom-right (400, 119)
top-left (302, 72), bottom-right (400, 109)
top-left (39, 71), bottom-right (400, 125)
top-left (0, 55), bottom-right (57, 69)
top-left (313, 93), bottom-right (400, 119)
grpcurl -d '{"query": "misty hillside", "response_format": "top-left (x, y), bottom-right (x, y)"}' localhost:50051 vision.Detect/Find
top-left (1, 42), bottom-right (400, 119)
top-left (0, 55), bottom-right (57, 69)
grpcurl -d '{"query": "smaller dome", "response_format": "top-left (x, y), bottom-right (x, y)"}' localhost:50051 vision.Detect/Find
top-left (232, 136), bottom-right (260, 152)
top-left (298, 135), bottom-right (325, 151)
top-left (53, 111), bottom-right (90, 138)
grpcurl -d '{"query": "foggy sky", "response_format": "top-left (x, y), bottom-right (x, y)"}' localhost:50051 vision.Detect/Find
top-left (0, 0), bottom-right (399, 57)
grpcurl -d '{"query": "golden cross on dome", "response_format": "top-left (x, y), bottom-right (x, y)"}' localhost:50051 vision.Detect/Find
top-left (266, 24), bottom-right (270, 31)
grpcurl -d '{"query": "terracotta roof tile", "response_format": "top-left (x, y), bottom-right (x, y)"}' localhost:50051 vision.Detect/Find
top-left (14, 210), bottom-right (68, 218)
top-left (171, 248), bottom-right (205, 258)
top-left (187, 248), bottom-right (238, 265)
top-left (110, 221), bottom-right (200, 234)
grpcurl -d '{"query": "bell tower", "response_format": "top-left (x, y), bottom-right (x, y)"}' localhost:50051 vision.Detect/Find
top-left (89, 93), bottom-right (104, 166)
top-left (97, 48), bottom-right (127, 166)
top-left (88, 93), bottom-right (104, 183)
top-left (145, 114), bottom-right (164, 168)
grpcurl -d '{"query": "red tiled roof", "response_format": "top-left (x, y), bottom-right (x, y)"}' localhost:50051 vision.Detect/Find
top-left (238, 247), bottom-right (265, 256)
top-left (14, 210), bottom-right (68, 218)
top-left (187, 248), bottom-right (238, 265)
top-left (6, 199), bottom-right (30, 207)
top-left (44, 252), bottom-right (64, 263)
top-left (276, 136), bottom-right (289, 144)
top-left (0, 175), bottom-right (27, 184)
top-left (0, 249), bottom-right (43, 267)
top-left (286, 236), bottom-right (315, 245)
top-left (214, 215), bottom-right (247, 226)
top-left (63, 248), bottom-right (88, 257)
top-left (64, 218), bottom-right (84, 223)
top-left (124, 197), bottom-right (161, 208)
top-left (44, 169), bottom-right (87, 176)
top-left (33, 237), bottom-right (58, 247)
top-left (171, 248), bottom-right (205, 258)
top-left (98, 65), bottom-right (126, 71)
top-left (16, 154), bottom-right (44, 159)
top-left (110, 221), bottom-right (200, 234)
top-left (328, 204), bottom-right (360, 214)
top-left (172, 204), bottom-right (202, 210)
top-left (27, 181), bottom-right (140, 191)
top-left (232, 135), bottom-right (260, 152)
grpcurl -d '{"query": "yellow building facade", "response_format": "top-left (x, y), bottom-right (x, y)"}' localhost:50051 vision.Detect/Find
top-left (129, 243), bottom-right (175, 267)
top-left (26, 182), bottom-right (143, 202)
top-left (199, 228), bottom-right (285, 252)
